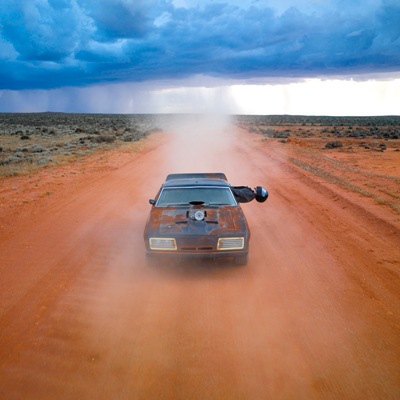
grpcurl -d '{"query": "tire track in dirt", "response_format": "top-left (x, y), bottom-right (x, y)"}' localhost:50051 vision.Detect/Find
top-left (0, 123), bottom-right (399, 399)
top-left (237, 133), bottom-right (400, 300)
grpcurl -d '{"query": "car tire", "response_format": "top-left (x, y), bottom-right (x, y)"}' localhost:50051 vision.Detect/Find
top-left (233, 254), bottom-right (249, 266)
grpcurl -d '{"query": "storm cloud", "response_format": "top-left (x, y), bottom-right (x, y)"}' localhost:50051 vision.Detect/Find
top-left (0, 0), bottom-right (399, 90)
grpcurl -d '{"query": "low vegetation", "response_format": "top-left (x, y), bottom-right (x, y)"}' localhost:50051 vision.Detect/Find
top-left (0, 113), bottom-right (164, 177)
top-left (236, 114), bottom-right (400, 215)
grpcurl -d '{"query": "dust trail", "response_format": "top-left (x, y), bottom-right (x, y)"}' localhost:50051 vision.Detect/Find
top-left (153, 114), bottom-right (288, 192)
top-left (156, 114), bottom-right (236, 177)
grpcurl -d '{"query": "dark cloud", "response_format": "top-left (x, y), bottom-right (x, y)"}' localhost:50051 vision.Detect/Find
top-left (0, 0), bottom-right (87, 63)
top-left (0, 0), bottom-right (399, 90)
top-left (76, 0), bottom-right (169, 40)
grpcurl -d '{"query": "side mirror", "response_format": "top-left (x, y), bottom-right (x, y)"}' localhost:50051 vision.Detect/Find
top-left (149, 199), bottom-right (156, 205)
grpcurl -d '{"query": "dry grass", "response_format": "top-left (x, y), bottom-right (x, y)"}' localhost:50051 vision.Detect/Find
top-left (379, 188), bottom-right (400, 199)
top-left (290, 157), bottom-right (400, 214)
top-left (1, 154), bottom-right (78, 178)
top-left (0, 140), bottom-right (146, 179)
top-left (1, 113), bottom-right (165, 179)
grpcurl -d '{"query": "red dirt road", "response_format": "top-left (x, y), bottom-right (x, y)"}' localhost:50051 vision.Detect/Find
top-left (1, 118), bottom-right (400, 399)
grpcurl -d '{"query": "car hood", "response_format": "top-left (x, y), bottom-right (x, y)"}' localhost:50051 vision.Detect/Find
top-left (146, 206), bottom-right (247, 236)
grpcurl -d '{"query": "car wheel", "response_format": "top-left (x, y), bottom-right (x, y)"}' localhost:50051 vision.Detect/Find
top-left (233, 254), bottom-right (249, 266)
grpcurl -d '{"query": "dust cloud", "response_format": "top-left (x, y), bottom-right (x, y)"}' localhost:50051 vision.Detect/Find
top-left (155, 114), bottom-right (237, 178)
top-left (64, 114), bottom-right (358, 400)
top-left (154, 114), bottom-right (262, 185)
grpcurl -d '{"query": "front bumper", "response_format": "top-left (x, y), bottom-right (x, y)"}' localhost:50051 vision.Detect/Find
top-left (145, 249), bottom-right (249, 260)
top-left (144, 234), bottom-right (249, 259)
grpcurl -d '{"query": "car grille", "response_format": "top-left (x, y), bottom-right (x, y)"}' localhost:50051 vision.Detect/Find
top-left (181, 246), bottom-right (214, 251)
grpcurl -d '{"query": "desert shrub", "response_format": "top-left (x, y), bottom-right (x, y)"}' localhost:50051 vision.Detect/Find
top-left (20, 135), bottom-right (30, 140)
top-left (123, 134), bottom-right (141, 142)
top-left (273, 132), bottom-right (290, 139)
top-left (31, 144), bottom-right (47, 153)
top-left (90, 135), bottom-right (115, 143)
top-left (37, 157), bottom-right (53, 165)
top-left (325, 141), bottom-right (343, 149)
top-left (4, 156), bottom-right (22, 164)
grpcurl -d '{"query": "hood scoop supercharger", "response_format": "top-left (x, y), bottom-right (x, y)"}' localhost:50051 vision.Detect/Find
top-left (187, 201), bottom-right (206, 221)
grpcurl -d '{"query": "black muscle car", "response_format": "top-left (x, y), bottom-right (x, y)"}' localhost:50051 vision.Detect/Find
top-left (143, 173), bottom-right (267, 266)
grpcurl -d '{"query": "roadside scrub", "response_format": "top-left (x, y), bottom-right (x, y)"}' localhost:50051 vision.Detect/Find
top-left (290, 157), bottom-right (400, 214)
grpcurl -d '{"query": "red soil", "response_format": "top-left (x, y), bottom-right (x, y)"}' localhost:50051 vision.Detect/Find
top-left (0, 124), bottom-right (399, 399)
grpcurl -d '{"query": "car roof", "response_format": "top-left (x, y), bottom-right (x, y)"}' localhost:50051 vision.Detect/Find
top-left (163, 173), bottom-right (230, 188)
top-left (166, 173), bottom-right (227, 181)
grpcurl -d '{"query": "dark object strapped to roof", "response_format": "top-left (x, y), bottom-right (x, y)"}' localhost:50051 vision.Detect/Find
top-left (231, 186), bottom-right (269, 203)
top-left (164, 174), bottom-right (268, 204)
top-left (255, 186), bottom-right (268, 203)
top-left (231, 186), bottom-right (256, 203)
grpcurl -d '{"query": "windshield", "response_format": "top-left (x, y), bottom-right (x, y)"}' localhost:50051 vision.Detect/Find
top-left (156, 187), bottom-right (236, 207)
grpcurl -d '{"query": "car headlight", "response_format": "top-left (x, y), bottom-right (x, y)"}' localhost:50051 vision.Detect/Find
top-left (149, 238), bottom-right (177, 250)
top-left (217, 237), bottom-right (245, 250)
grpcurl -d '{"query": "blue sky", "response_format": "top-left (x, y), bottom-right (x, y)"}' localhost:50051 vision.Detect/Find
top-left (0, 0), bottom-right (399, 114)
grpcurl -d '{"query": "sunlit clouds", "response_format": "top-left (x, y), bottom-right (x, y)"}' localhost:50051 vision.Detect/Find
top-left (1, 73), bottom-right (399, 115)
top-left (229, 75), bottom-right (400, 116)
